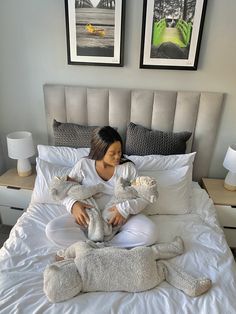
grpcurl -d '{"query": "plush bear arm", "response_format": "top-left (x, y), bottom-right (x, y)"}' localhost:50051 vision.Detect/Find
top-left (50, 176), bottom-right (77, 201)
top-left (67, 182), bottom-right (104, 200)
top-left (50, 176), bottom-right (104, 201)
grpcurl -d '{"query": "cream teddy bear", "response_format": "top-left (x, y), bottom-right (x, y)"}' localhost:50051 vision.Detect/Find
top-left (102, 176), bottom-right (158, 223)
top-left (43, 238), bottom-right (212, 303)
top-left (50, 175), bottom-right (158, 242)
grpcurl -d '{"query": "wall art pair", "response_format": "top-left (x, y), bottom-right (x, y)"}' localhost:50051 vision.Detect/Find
top-left (65, 0), bottom-right (207, 70)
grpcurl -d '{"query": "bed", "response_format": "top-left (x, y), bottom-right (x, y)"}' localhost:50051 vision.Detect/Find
top-left (1, 85), bottom-right (236, 313)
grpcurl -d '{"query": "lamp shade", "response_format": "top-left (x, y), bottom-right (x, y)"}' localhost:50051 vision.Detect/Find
top-left (223, 144), bottom-right (236, 173)
top-left (7, 131), bottom-right (35, 160)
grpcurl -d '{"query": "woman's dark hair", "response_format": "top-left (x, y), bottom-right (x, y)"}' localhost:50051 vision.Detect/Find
top-left (88, 126), bottom-right (129, 163)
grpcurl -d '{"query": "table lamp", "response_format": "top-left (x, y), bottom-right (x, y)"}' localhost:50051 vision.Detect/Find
top-left (7, 131), bottom-right (35, 177)
top-left (223, 144), bottom-right (236, 191)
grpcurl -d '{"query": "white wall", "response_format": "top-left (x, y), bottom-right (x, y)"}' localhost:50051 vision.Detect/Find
top-left (0, 0), bottom-right (235, 178)
top-left (0, 141), bottom-right (6, 175)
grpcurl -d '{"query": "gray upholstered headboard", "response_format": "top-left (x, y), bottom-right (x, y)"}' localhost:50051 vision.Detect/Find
top-left (43, 84), bottom-right (223, 181)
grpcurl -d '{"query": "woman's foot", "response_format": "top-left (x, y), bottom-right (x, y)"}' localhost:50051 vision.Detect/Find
top-left (55, 254), bottom-right (64, 262)
top-left (151, 236), bottom-right (184, 260)
top-left (55, 248), bottom-right (66, 261)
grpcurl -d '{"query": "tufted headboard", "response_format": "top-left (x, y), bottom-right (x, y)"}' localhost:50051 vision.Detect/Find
top-left (43, 84), bottom-right (223, 181)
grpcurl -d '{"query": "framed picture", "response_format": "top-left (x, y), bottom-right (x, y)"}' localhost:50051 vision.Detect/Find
top-left (65, 0), bottom-right (125, 66)
top-left (140, 0), bottom-right (208, 70)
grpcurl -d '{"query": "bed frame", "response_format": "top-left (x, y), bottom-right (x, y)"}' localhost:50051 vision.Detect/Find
top-left (43, 85), bottom-right (223, 181)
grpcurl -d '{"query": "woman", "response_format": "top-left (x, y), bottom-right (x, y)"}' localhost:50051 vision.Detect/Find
top-left (46, 127), bottom-right (212, 296)
top-left (46, 126), bottom-right (158, 248)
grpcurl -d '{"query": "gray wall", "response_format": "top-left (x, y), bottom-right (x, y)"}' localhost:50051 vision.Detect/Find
top-left (0, 0), bottom-right (235, 178)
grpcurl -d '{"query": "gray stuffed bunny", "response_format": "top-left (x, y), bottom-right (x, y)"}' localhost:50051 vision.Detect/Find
top-left (43, 238), bottom-right (212, 303)
top-left (50, 176), bottom-right (108, 242)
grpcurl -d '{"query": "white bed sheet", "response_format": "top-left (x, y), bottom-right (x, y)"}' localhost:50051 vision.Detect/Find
top-left (0, 184), bottom-right (236, 314)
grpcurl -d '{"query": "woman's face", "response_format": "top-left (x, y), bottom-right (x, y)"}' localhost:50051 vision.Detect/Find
top-left (103, 141), bottom-right (122, 166)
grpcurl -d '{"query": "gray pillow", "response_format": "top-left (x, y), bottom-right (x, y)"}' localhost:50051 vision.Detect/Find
top-left (125, 122), bottom-right (192, 156)
top-left (53, 120), bottom-right (97, 148)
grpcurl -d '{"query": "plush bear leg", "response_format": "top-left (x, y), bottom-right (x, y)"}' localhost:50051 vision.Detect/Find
top-left (86, 208), bottom-right (104, 242)
top-left (102, 219), bottom-right (113, 237)
top-left (158, 260), bottom-right (212, 297)
top-left (151, 236), bottom-right (184, 260)
top-left (155, 261), bottom-right (166, 284)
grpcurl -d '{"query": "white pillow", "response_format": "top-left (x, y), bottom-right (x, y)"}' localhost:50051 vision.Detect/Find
top-left (35, 147), bottom-right (194, 212)
top-left (127, 152), bottom-right (196, 171)
top-left (31, 158), bottom-right (72, 204)
top-left (140, 166), bottom-right (191, 215)
top-left (38, 146), bottom-right (195, 170)
top-left (37, 145), bottom-right (90, 167)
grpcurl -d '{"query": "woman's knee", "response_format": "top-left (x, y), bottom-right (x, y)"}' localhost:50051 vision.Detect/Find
top-left (45, 220), bottom-right (56, 240)
top-left (127, 214), bottom-right (158, 246)
top-left (142, 219), bottom-right (158, 246)
top-left (45, 216), bottom-right (65, 240)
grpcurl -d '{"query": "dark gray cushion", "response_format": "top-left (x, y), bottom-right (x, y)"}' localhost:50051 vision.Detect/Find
top-left (53, 120), bottom-right (97, 148)
top-left (125, 122), bottom-right (192, 156)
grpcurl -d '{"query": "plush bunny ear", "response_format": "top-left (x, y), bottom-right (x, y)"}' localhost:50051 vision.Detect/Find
top-left (115, 176), bottom-right (127, 188)
top-left (114, 176), bottom-right (138, 199)
top-left (44, 260), bottom-right (82, 303)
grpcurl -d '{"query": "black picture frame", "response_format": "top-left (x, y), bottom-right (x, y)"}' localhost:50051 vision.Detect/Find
top-left (65, 0), bottom-right (125, 66)
top-left (140, 0), bottom-right (208, 70)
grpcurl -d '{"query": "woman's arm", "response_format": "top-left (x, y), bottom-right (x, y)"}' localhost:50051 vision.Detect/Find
top-left (71, 201), bottom-right (91, 227)
top-left (62, 196), bottom-right (92, 226)
top-left (61, 160), bottom-right (82, 213)
top-left (107, 206), bottom-right (126, 226)
top-left (116, 198), bottom-right (149, 218)
top-left (61, 159), bottom-right (91, 226)
top-left (107, 162), bottom-right (149, 224)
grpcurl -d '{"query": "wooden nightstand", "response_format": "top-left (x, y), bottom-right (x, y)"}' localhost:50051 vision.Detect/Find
top-left (202, 178), bottom-right (236, 248)
top-left (0, 168), bottom-right (36, 226)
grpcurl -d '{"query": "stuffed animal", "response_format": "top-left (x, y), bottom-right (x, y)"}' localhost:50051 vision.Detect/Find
top-left (43, 237), bottom-right (212, 303)
top-left (50, 175), bottom-right (158, 242)
top-left (50, 175), bottom-right (108, 242)
top-left (50, 176), bottom-right (104, 201)
top-left (102, 176), bottom-right (158, 223)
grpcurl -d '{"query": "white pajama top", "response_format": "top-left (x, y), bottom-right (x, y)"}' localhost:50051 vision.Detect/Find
top-left (62, 158), bottom-right (148, 218)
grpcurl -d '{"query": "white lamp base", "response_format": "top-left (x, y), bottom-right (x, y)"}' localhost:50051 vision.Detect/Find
top-left (224, 171), bottom-right (236, 191)
top-left (17, 158), bottom-right (32, 177)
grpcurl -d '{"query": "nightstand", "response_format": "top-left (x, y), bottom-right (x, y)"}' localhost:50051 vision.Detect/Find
top-left (202, 178), bottom-right (236, 248)
top-left (0, 168), bottom-right (36, 226)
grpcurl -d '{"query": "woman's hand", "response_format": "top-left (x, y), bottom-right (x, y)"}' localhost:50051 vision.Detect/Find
top-left (71, 201), bottom-right (91, 227)
top-left (108, 206), bottom-right (126, 226)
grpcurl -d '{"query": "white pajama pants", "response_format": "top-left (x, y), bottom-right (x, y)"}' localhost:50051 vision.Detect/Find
top-left (46, 213), bottom-right (158, 248)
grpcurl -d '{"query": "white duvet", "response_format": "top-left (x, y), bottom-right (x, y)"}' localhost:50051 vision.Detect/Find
top-left (0, 184), bottom-right (236, 314)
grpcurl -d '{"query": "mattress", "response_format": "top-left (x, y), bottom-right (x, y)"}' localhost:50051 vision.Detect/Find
top-left (0, 184), bottom-right (236, 314)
